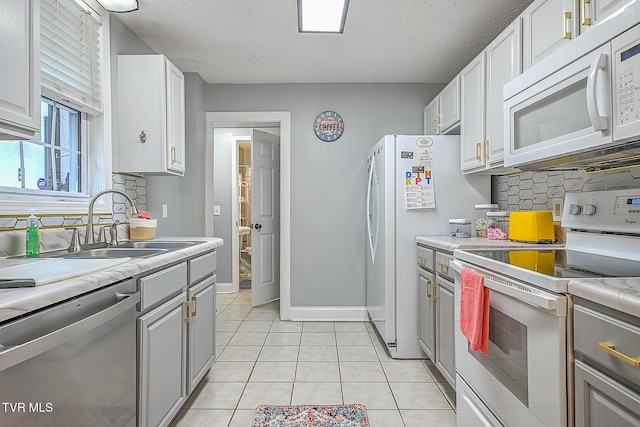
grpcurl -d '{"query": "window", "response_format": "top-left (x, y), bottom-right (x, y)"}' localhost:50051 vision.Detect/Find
top-left (0, 0), bottom-right (108, 210)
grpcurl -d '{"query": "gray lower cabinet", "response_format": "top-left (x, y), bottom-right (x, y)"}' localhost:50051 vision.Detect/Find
top-left (187, 273), bottom-right (217, 394)
top-left (137, 250), bottom-right (218, 427)
top-left (138, 292), bottom-right (188, 427)
top-left (435, 275), bottom-right (455, 386)
top-left (417, 244), bottom-right (456, 389)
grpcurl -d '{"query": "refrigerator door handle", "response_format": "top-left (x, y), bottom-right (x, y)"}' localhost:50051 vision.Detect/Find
top-left (366, 157), bottom-right (377, 263)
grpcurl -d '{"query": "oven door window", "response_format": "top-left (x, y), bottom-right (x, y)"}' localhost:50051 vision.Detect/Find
top-left (470, 307), bottom-right (529, 406)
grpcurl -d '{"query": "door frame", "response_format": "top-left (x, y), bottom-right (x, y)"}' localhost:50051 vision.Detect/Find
top-left (205, 111), bottom-right (291, 320)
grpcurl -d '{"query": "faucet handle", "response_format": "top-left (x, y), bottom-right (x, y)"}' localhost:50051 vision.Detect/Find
top-left (66, 228), bottom-right (81, 252)
top-left (98, 226), bottom-right (108, 243)
top-left (109, 220), bottom-right (121, 246)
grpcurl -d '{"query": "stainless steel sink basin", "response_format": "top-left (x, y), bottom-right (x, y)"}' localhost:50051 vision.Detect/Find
top-left (118, 240), bottom-right (204, 250)
top-left (61, 247), bottom-right (168, 258)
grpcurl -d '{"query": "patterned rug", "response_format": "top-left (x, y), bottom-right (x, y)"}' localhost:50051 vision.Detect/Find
top-left (252, 403), bottom-right (370, 427)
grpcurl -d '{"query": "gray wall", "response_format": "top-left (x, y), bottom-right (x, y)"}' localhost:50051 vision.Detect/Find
top-left (206, 84), bottom-right (442, 306)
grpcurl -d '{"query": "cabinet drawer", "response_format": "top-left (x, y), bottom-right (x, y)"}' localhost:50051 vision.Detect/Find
top-left (139, 263), bottom-right (187, 311)
top-left (574, 304), bottom-right (640, 385)
top-left (435, 252), bottom-right (454, 281)
top-left (189, 251), bottom-right (216, 284)
top-left (417, 245), bottom-right (435, 271)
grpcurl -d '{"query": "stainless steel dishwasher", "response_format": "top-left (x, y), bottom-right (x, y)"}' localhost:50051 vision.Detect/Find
top-left (0, 279), bottom-right (140, 427)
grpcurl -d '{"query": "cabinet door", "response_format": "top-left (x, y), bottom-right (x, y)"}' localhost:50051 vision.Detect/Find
top-left (460, 53), bottom-right (486, 172)
top-left (187, 275), bottom-right (216, 394)
top-left (424, 98), bottom-right (439, 135)
top-left (522, 0), bottom-right (577, 70)
top-left (575, 359), bottom-right (640, 427)
top-left (0, 0), bottom-right (40, 140)
top-left (139, 293), bottom-right (188, 427)
top-left (485, 19), bottom-right (522, 166)
top-left (438, 75), bottom-right (461, 134)
top-left (581, 0), bottom-right (633, 33)
top-left (435, 277), bottom-right (455, 387)
top-left (418, 270), bottom-right (435, 360)
top-left (165, 59), bottom-right (185, 174)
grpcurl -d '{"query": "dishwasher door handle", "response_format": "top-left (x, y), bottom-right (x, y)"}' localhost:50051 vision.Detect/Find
top-left (0, 292), bottom-right (140, 371)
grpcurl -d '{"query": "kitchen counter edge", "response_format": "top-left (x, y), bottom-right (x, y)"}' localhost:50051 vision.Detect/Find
top-left (0, 237), bottom-right (223, 324)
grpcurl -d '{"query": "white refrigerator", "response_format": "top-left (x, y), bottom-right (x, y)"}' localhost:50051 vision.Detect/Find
top-left (366, 135), bottom-right (490, 358)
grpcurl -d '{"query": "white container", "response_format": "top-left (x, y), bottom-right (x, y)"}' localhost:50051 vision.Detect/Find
top-left (474, 204), bottom-right (498, 237)
top-left (129, 218), bottom-right (157, 240)
top-left (486, 211), bottom-right (510, 240)
top-left (449, 218), bottom-right (471, 238)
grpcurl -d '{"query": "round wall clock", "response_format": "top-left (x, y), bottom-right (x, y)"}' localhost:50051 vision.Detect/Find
top-left (313, 111), bottom-right (344, 142)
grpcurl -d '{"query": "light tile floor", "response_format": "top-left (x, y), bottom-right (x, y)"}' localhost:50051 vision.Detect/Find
top-left (170, 290), bottom-right (456, 427)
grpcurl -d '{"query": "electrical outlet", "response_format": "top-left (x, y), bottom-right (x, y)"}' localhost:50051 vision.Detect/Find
top-left (552, 198), bottom-right (564, 221)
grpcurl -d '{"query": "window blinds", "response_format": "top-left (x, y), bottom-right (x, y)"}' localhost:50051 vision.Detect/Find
top-left (41, 0), bottom-right (103, 114)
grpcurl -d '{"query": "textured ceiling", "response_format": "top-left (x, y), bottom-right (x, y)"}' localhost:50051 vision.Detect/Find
top-left (116, 0), bottom-right (533, 84)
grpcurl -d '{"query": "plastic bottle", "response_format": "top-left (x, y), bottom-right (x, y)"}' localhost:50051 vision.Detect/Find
top-left (26, 209), bottom-right (40, 258)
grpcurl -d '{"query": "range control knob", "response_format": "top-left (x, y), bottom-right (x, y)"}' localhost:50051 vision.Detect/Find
top-left (583, 204), bottom-right (597, 216)
top-left (569, 204), bottom-right (582, 215)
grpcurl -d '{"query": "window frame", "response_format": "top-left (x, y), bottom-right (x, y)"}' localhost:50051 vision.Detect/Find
top-left (0, 0), bottom-right (113, 215)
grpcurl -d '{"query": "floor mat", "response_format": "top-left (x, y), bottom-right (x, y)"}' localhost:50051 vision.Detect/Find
top-left (252, 403), bottom-right (370, 427)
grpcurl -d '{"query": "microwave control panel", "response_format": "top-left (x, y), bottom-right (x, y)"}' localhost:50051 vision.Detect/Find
top-left (615, 39), bottom-right (640, 126)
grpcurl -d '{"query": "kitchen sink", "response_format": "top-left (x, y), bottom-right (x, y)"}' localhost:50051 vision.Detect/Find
top-left (61, 247), bottom-right (168, 258)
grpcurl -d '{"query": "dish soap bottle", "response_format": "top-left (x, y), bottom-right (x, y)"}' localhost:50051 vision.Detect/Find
top-left (26, 209), bottom-right (40, 258)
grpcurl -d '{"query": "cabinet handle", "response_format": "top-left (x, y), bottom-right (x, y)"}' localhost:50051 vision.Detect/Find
top-left (598, 342), bottom-right (640, 368)
top-left (432, 282), bottom-right (438, 301)
top-left (484, 139), bottom-right (490, 159)
top-left (184, 301), bottom-right (191, 324)
top-left (191, 296), bottom-right (198, 317)
top-left (171, 146), bottom-right (177, 165)
top-left (564, 12), bottom-right (572, 39)
top-left (581, 0), bottom-right (591, 26)
top-left (437, 262), bottom-right (449, 271)
top-left (475, 142), bottom-right (482, 161)
top-left (437, 114), bottom-right (442, 130)
top-left (426, 280), bottom-right (432, 299)
top-left (433, 117), bottom-right (438, 132)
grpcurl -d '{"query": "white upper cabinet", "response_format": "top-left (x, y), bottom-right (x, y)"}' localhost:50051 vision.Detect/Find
top-left (522, 0), bottom-right (577, 70)
top-left (461, 19), bottom-right (522, 173)
top-left (423, 76), bottom-right (461, 135)
top-left (0, 0), bottom-right (40, 140)
top-left (117, 54), bottom-right (185, 176)
top-left (438, 76), bottom-right (461, 134)
top-left (580, 0), bottom-right (634, 33)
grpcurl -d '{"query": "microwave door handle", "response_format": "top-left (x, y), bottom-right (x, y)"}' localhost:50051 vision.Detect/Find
top-left (586, 52), bottom-right (608, 131)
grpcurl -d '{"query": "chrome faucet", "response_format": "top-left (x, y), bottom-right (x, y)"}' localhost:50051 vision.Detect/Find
top-left (84, 189), bottom-right (138, 245)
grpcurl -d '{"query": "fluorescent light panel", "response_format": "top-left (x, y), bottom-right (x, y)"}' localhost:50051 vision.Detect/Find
top-left (96, 0), bottom-right (138, 12)
top-left (298, 0), bottom-right (349, 33)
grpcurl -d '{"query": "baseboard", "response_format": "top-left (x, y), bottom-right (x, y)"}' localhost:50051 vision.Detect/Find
top-left (216, 282), bottom-right (233, 293)
top-left (288, 306), bottom-right (369, 322)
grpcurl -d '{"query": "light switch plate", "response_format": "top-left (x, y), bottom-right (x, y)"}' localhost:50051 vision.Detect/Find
top-left (213, 206), bottom-right (221, 216)
top-left (552, 198), bottom-right (563, 221)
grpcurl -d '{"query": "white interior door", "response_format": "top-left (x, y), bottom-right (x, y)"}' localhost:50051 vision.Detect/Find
top-left (251, 129), bottom-right (280, 306)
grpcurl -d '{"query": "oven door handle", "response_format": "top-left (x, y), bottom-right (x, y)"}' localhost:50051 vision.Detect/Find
top-left (483, 277), bottom-right (558, 312)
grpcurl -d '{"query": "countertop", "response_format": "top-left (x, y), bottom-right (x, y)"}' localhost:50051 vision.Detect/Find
top-left (415, 235), bottom-right (558, 252)
top-left (0, 237), bottom-right (223, 324)
top-left (569, 278), bottom-right (640, 318)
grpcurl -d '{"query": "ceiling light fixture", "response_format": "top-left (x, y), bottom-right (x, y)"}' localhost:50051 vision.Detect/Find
top-left (297, 0), bottom-right (349, 33)
top-left (96, 0), bottom-right (139, 13)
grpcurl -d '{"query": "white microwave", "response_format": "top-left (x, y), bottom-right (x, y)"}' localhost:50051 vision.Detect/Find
top-left (504, 6), bottom-right (640, 171)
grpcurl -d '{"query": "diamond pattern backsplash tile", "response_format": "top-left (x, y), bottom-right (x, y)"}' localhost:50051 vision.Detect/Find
top-left (496, 165), bottom-right (640, 212)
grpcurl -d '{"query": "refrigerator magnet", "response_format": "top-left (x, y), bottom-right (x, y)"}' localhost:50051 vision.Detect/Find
top-left (314, 111), bottom-right (344, 142)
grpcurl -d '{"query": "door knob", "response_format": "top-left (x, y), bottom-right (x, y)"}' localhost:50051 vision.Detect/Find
top-left (254, 223), bottom-right (262, 230)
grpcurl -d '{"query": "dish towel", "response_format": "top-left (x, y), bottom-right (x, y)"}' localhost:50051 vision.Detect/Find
top-left (460, 268), bottom-right (490, 355)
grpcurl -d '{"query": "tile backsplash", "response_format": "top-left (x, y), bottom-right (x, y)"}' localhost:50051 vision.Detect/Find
top-left (495, 165), bottom-right (640, 212)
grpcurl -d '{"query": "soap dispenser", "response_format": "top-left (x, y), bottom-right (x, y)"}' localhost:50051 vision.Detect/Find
top-left (26, 209), bottom-right (40, 258)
